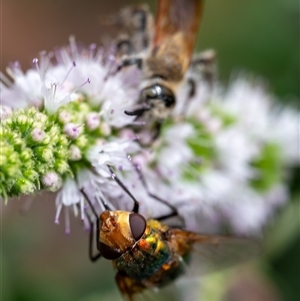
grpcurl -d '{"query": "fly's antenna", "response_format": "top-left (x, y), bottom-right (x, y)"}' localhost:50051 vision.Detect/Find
top-left (107, 165), bottom-right (140, 213)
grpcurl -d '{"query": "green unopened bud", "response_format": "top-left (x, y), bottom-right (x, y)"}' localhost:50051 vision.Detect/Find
top-left (16, 114), bottom-right (28, 125)
top-left (23, 169), bottom-right (39, 182)
top-left (75, 135), bottom-right (88, 148)
top-left (69, 145), bottom-right (82, 161)
top-left (58, 111), bottom-right (72, 124)
top-left (58, 136), bottom-right (69, 147)
top-left (35, 146), bottom-right (54, 162)
top-left (6, 165), bottom-right (21, 178)
top-left (0, 154), bottom-right (6, 166)
top-left (32, 121), bottom-right (44, 130)
top-left (8, 152), bottom-right (19, 165)
top-left (20, 149), bottom-right (33, 162)
top-left (35, 112), bottom-right (47, 122)
top-left (55, 160), bottom-right (71, 174)
top-left (15, 178), bottom-right (36, 195)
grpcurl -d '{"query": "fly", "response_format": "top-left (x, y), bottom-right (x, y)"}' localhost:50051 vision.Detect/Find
top-left (81, 165), bottom-right (259, 301)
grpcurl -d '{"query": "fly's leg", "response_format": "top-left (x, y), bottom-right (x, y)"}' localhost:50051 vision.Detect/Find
top-left (189, 49), bottom-right (217, 90)
top-left (107, 164), bottom-right (183, 225)
top-left (133, 163), bottom-right (181, 222)
top-left (80, 188), bottom-right (103, 262)
top-left (107, 165), bottom-right (140, 213)
top-left (124, 106), bottom-right (150, 117)
top-left (181, 50), bottom-right (217, 115)
top-left (115, 38), bottom-right (134, 57)
top-left (105, 57), bottom-right (143, 80)
top-left (151, 121), bottom-right (162, 141)
top-left (187, 78), bottom-right (196, 98)
top-left (116, 57), bottom-right (143, 73)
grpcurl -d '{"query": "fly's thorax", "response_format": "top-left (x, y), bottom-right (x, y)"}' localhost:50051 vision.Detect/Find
top-left (146, 219), bottom-right (170, 232)
top-left (114, 220), bottom-right (173, 281)
top-left (99, 210), bottom-right (147, 260)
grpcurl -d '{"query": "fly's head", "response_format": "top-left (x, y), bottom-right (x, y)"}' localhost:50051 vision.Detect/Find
top-left (99, 210), bottom-right (147, 260)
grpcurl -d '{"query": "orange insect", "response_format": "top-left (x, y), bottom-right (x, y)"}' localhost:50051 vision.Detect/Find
top-left (114, 0), bottom-right (205, 138)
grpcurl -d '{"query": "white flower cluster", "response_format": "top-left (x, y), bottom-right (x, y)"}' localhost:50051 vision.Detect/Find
top-left (1, 37), bottom-right (298, 236)
top-left (139, 78), bottom-right (299, 235)
top-left (0, 38), bottom-right (141, 229)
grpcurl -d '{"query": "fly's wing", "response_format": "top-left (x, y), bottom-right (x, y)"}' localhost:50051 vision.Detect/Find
top-left (174, 231), bottom-right (261, 277)
top-left (115, 229), bottom-right (260, 301)
top-left (154, 0), bottom-right (204, 60)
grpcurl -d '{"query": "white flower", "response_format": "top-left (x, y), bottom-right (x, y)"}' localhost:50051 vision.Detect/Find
top-left (215, 127), bottom-right (259, 180)
top-left (55, 177), bottom-right (84, 234)
top-left (157, 123), bottom-right (195, 181)
top-left (269, 107), bottom-right (300, 164)
top-left (1, 37), bottom-right (138, 128)
top-left (2, 34), bottom-right (297, 238)
top-left (87, 139), bottom-right (140, 178)
top-left (1, 38), bottom-right (144, 229)
top-left (1, 66), bottom-right (43, 109)
top-left (147, 77), bottom-right (298, 235)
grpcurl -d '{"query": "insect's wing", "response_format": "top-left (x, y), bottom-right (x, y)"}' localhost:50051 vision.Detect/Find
top-left (154, 0), bottom-right (204, 59)
top-left (177, 231), bottom-right (261, 277)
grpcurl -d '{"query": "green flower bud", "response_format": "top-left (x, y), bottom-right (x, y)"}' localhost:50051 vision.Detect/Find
top-left (55, 160), bottom-right (71, 174)
top-left (20, 149), bottom-right (33, 162)
top-left (35, 146), bottom-right (54, 162)
top-left (15, 178), bottom-right (36, 195)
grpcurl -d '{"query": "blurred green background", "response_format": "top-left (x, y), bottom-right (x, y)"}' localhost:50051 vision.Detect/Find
top-left (1, 0), bottom-right (299, 300)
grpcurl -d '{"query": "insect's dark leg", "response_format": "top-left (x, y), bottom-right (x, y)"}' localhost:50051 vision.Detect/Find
top-left (133, 164), bottom-right (180, 222)
top-left (107, 165), bottom-right (140, 213)
top-left (177, 78), bottom-right (197, 116)
top-left (151, 122), bottom-right (162, 141)
top-left (80, 189), bottom-right (102, 262)
top-left (115, 39), bottom-right (134, 57)
top-left (87, 214), bottom-right (102, 262)
top-left (116, 57), bottom-right (143, 73)
top-left (187, 78), bottom-right (196, 98)
top-left (190, 50), bottom-right (217, 89)
top-left (124, 106), bottom-right (150, 117)
top-left (105, 57), bottom-right (143, 80)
